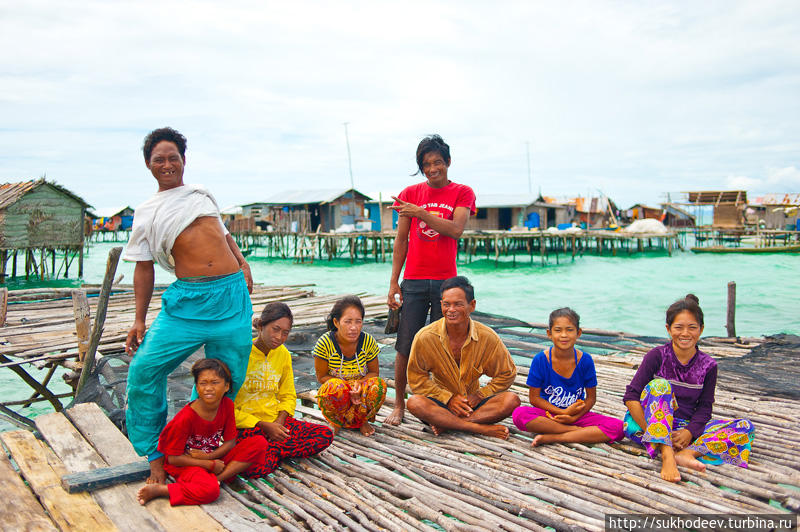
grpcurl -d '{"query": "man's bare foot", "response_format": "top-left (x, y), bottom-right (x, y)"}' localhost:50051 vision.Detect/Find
top-left (675, 450), bottom-right (706, 473)
top-left (430, 424), bottom-right (447, 436)
top-left (383, 405), bottom-right (405, 426)
top-left (147, 456), bottom-right (166, 484)
top-left (137, 483), bottom-right (168, 505)
top-left (532, 434), bottom-right (556, 447)
top-left (660, 453), bottom-right (681, 482)
top-left (478, 424), bottom-right (510, 440)
top-left (359, 422), bottom-right (376, 436)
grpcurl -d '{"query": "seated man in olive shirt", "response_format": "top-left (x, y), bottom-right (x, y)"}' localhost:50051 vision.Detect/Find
top-left (406, 276), bottom-right (520, 439)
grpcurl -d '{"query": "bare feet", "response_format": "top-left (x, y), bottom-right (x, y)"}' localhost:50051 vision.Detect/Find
top-left (383, 405), bottom-right (405, 426)
top-left (147, 456), bottom-right (166, 485)
top-left (478, 424), bottom-right (510, 440)
top-left (660, 452), bottom-right (681, 482)
top-left (137, 483), bottom-right (168, 505)
top-left (532, 434), bottom-right (556, 447)
top-left (675, 449), bottom-right (706, 473)
top-left (358, 422), bottom-right (376, 436)
top-left (430, 424), bottom-right (447, 436)
top-left (332, 424), bottom-right (341, 436)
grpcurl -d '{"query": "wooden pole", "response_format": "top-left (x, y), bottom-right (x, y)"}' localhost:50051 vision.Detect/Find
top-left (78, 245), bottom-right (84, 278)
top-left (726, 281), bottom-right (736, 338)
top-left (71, 290), bottom-right (91, 362)
top-left (0, 287), bottom-right (7, 327)
top-left (75, 246), bottom-right (122, 398)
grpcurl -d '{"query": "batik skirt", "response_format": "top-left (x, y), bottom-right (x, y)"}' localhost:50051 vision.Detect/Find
top-left (623, 378), bottom-right (754, 467)
top-left (317, 376), bottom-right (387, 429)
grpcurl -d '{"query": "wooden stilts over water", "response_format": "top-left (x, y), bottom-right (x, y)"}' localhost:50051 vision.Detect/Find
top-left (231, 229), bottom-right (683, 265)
top-left (1, 280), bottom-right (798, 530)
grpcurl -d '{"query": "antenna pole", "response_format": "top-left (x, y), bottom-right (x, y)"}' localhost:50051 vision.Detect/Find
top-left (343, 123), bottom-right (358, 227)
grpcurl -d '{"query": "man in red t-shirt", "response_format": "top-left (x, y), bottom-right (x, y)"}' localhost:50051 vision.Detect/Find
top-left (385, 135), bottom-right (476, 425)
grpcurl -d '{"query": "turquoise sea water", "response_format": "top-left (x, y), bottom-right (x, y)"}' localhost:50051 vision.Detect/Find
top-left (1, 240), bottom-right (797, 430)
top-left (81, 241), bottom-right (799, 338)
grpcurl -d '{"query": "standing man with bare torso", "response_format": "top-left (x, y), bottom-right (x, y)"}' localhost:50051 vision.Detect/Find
top-left (124, 127), bottom-right (254, 484)
top-left (384, 135), bottom-right (476, 425)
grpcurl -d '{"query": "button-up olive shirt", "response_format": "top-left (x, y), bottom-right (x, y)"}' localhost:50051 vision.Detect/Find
top-left (407, 317), bottom-right (516, 405)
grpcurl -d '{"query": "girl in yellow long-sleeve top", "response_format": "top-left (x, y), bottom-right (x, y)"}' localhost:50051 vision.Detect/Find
top-left (234, 302), bottom-right (333, 476)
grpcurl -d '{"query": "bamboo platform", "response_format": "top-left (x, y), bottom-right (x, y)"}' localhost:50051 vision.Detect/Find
top-left (1, 287), bottom-right (799, 531)
top-left (231, 228), bottom-right (683, 266)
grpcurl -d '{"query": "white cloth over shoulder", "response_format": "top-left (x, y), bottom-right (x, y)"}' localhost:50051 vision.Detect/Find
top-left (123, 184), bottom-right (229, 273)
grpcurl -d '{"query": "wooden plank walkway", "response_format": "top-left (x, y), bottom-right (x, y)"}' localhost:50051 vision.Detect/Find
top-left (1, 286), bottom-right (798, 530)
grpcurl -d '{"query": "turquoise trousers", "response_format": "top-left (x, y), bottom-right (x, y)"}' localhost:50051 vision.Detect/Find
top-left (125, 270), bottom-right (253, 458)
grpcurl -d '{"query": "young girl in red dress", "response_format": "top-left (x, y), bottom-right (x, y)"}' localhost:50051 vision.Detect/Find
top-left (137, 359), bottom-right (267, 506)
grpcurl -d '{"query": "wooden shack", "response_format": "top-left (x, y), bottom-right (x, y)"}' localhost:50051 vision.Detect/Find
top-left (686, 190), bottom-right (747, 228)
top-left (750, 193), bottom-right (800, 230)
top-left (243, 188), bottom-right (373, 232)
top-left (466, 194), bottom-right (571, 231)
top-left (0, 179), bottom-right (91, 282)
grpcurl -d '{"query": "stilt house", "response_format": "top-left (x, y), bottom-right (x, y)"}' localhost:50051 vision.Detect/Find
top-left (0, 179), bottom-right (91, 281)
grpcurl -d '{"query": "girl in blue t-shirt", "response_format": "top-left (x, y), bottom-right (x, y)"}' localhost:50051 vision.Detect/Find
top-left (511, 308), bottom-right (623, 446)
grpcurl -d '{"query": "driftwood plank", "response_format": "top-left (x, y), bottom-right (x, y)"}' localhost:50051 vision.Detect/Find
top-left (0, 430), bottom-right (118, 532)
top-left (0, 449), bottom-right (58, 532)
top-left (61, 460), bottom-right (150, 493)
top-left (34, 412), bottom-right (164, 531)
top-left (65, 402), bottom-right (234, 531)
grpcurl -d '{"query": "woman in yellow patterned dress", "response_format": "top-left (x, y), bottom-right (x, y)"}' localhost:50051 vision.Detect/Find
top-left (313, 296), bottom-right (387, 436)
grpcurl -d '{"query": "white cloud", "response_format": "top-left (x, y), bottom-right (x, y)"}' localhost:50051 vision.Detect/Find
top-left (726, 175), bottom-right (762, 189)
top-left (766, 165), bottom-right (800, 187)
top-left (0, 1), bottom-right (799, 209)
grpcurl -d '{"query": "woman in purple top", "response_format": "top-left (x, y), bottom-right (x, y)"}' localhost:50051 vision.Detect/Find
top-left (512, 308), bottom-right (623, 447)
top-left (623, 294), bottom-right (755, 483)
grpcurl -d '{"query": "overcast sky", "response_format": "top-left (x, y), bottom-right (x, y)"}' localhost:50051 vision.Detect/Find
top-left (1, 1), bottom-right (798, 211)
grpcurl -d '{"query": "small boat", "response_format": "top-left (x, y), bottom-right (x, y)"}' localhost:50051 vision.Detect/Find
top-left (691, 244), bottom-right (800, 254)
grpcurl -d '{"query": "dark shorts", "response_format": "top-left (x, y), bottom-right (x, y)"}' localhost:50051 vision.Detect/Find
top-left (395, 279), bottom-right (444, 356)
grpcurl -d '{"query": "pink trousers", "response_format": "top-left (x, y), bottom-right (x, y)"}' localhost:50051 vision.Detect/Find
top-left (512, 405), bottom-right (624, 441)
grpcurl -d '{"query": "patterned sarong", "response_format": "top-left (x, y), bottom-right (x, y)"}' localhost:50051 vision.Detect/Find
top-left (623, 378), bottom-right (754, 467)
top-left (236, 416), bottom-right (333, 477)
top-left (317, 376), bottom-right (387, 429)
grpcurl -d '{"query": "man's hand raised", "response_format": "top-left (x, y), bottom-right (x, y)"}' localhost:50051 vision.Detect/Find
top-left (389, 197), bottom-right (423, 218)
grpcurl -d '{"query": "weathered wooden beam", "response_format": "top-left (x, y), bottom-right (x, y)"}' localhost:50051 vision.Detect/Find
top-left (0, 449), bottom-right (58, 531)
top-left (0, 430), bottom-right (117, 532)
top-left (72, 289), bottom-right (91, 362)
top-left (75, 246), bottom-right (121, 397)
top-left (0, 286), bottom-right (7, 326)
top-left (0, 353), bottom-right (64, 411)
top-left (61, 460), bottom-right (150, 493)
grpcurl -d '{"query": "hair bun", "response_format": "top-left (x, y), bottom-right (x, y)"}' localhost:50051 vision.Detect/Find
top-left (685, 294), bottom-right (700, 305)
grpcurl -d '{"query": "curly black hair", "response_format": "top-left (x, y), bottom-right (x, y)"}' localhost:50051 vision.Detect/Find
top-left (142, 127), bottom-right (187, 162)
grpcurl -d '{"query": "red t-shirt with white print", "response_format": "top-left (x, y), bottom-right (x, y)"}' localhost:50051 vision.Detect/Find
top-left (395, 181), bottom-right (476, 280)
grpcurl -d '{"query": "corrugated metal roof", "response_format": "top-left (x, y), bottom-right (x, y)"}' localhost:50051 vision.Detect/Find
top-left (247, 188), bottom-right (372, 206)
top-left (475, 194), bottom-right (540, 208)
top-left (0, 179), bottom-right (92, 210)
top-left (753, 193), bottom-right (800, 206)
